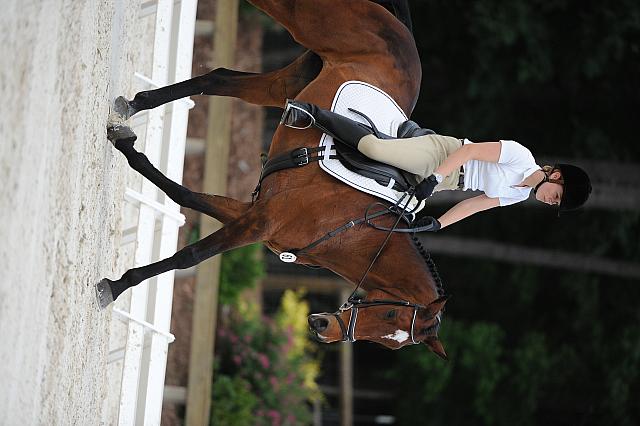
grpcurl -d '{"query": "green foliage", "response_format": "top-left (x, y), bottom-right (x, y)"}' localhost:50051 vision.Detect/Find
top-left (186, 224), bottom-right (200, 246)
top-left (605, 326), bottom-right (640, 426)
top-left (389, 320), bottom-right (507, 425)
top-left (276, 290), bottom-right (322, 398)
top-left (218, 244), bottom-right (264, 306)
top-left (210, 375), bottom-right (257, 426)
top-left (388, 319), bottom-right (573, 426)
top-left (512, 333), bottom-right (552, 419)
top-left (212, 291), bottom-right (321, 425)
top-left (240, 0), bottom-right (285, 31)
top-left (384, 265), bottom-right (640, 425)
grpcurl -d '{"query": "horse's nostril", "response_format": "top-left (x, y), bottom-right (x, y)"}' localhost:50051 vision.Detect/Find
top-left (310, 317), bottom-right (329, 332)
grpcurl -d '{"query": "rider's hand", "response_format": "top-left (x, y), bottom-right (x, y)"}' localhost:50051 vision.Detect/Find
top-left (414, 174), bottom-right (439, 201)
top-left (414, 215), bottom-right (441, 232)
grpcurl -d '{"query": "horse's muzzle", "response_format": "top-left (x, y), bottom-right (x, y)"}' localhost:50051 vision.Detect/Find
top-left (308, 314), bottom-right (329, 333)
top-left (309, 314), bottom-right (333, 342)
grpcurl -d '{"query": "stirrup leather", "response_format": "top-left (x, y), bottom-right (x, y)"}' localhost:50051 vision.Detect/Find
top-left (280, 101), bottom-right (316, 129)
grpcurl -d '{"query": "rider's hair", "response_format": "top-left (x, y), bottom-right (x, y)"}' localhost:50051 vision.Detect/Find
top-left (542, 165), bottom-right (561, 175)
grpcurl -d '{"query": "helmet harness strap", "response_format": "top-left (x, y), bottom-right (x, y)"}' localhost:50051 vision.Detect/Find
top-left (533, 168), bottom-right (564, 194)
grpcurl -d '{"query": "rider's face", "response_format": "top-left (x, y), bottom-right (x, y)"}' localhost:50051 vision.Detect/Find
top-left (535, 182), bottom-right (563, 205)
top-left (535, 171), bottom-right (563, 206)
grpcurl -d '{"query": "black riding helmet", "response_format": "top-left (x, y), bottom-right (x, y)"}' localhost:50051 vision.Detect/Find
top-left (556, 164), bottom-right (592, 214)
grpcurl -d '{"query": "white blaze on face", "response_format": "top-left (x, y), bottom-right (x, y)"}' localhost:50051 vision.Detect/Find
top-left (382, 329), bottom-right (409, 343)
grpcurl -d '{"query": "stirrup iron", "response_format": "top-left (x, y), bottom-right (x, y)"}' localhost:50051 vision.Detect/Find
top-left (280, 101), bottom-right (316, 130)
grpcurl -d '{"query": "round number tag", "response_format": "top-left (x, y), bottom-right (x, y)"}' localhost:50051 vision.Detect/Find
top-left (279, 252), bottom-right (297, 263)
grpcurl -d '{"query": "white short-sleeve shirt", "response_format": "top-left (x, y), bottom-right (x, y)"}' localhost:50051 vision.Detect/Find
top-left (462, 140), bottom-right (541, 206)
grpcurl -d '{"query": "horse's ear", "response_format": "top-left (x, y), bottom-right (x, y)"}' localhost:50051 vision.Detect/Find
top-left (420, 295), bottom-right (449, 319)
top-left (424, 337), bottom-right (448, 360)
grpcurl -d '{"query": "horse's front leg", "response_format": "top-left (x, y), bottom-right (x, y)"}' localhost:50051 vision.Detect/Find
top-left (114, 49), bottom-right (322, 120)
top-left (95, 208), bottom-right (269, 309)
top-left (107, 124), bottom-right (249, 223)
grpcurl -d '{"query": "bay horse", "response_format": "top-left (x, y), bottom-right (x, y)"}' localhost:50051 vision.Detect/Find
top-left (99, 0), bottom-right (449, 357)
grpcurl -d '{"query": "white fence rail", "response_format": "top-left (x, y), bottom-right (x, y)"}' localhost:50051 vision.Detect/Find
top-left (107, 0), bottom-right (198, 424)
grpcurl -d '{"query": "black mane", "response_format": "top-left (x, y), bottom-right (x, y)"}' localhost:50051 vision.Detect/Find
top-left (411, 234), bottom-right (446, 298)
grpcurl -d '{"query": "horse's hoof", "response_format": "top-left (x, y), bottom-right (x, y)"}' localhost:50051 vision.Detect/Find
top-left (113, 96), bottom-right (137, 121)
top-left (95, 279), bottom-right (114, 310)
top-left (106, 123), bottom-right (137, 146)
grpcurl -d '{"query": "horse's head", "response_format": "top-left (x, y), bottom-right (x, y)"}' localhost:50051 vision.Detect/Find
top-left (308, 292), bottom-right (449, 356)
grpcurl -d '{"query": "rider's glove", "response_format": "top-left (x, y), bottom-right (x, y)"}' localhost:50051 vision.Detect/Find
top-left (414, 215), bottom-right (441, 232)
top-left (414, 174), bottom-right (440, 201)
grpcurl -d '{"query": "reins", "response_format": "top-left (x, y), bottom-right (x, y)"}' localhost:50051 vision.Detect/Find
top-left (278, 208), bottom-right (392, 262)
top-left (344, 191), bottom-right (415, 302)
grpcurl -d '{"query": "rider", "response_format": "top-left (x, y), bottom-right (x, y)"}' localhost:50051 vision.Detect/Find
top-left (280, 100), bottom-right (592, 230)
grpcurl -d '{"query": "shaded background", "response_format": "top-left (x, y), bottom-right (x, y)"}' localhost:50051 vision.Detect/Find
top-left (260, 0), bottom-right (640, 424)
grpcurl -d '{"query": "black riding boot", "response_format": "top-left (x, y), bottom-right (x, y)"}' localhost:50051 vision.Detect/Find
top-left (280, 100), bottom-right (381, 149)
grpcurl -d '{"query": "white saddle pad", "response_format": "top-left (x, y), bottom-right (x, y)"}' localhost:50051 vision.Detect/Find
top-left (318, 81), bottom-right (425, 213)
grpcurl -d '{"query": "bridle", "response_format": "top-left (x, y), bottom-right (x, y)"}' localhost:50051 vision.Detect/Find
top-left (331, 298), bottom-right (441, 344)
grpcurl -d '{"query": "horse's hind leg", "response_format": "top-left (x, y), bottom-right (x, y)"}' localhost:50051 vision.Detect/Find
top-left (249, 0), bottom-right (419, 111)
top-left (115, 50), bottom-right (322, 120)
top-left (107, 124), bottom-right (248, 223)
top-left (95, 208), bottom-right (269, 309)
top-left (249, 0), bottom-right (411, 56)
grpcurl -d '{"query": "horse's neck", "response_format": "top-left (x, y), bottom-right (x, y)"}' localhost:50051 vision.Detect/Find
top-left (359, 248), bottom-right (441, 304)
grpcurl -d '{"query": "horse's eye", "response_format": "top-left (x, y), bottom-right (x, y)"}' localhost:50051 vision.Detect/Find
top-left (385, 309), bottom-right (397, 319)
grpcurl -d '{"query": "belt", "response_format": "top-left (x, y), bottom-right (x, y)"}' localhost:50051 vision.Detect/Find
top-left (457, 139), bottom-right (465, 189)
top-left (458, 165), bottom-right (465, 189)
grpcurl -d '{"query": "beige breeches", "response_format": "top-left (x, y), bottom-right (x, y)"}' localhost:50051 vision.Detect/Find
top-left (358, 134), bottom-right (463, 191)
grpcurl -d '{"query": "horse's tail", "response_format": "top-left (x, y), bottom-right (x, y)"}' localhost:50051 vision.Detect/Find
top-left (371, 0), bottom-right (414, 34)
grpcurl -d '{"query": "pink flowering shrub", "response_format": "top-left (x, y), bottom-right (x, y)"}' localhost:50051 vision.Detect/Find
top-left (212, 291), bottom-right (321, 426)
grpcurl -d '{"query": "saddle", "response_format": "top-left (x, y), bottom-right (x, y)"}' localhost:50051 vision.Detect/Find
top-left (255, 81), bottom-right (436, 214)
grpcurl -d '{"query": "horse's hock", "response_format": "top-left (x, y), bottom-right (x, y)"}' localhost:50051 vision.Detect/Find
top-left (0, 1), bottom-right (156, 423)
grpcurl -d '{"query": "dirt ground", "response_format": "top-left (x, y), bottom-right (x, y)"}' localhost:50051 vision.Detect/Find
top-left (0, 0), bottom-right (266, 423)
top-left (0, 1), bottom-right (148, 424)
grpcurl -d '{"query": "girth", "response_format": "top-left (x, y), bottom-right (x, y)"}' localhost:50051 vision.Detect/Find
top-left (252, 146), bottom-right (336, 200)
top-left (260, 146), bottom-right (330, 180)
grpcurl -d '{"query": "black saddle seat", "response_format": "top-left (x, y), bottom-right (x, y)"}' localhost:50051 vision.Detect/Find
top-left (333, 143), bottom-right (420, 192)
